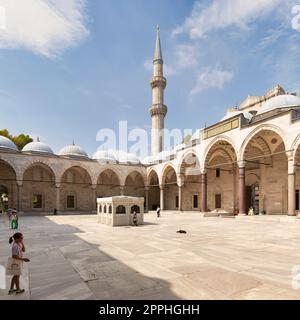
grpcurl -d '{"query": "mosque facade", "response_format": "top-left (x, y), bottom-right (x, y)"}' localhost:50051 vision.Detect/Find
top-left (1, 28), bottom-right (300, 216)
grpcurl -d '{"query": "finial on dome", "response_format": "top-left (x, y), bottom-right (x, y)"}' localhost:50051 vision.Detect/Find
top-left (72, 139), bottom-right (75, 146)
top-left (37, 136), bottom-right (40, 142)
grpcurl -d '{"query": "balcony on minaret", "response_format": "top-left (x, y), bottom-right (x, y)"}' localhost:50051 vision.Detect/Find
top-left (150, 76), bottom-right (167, 89)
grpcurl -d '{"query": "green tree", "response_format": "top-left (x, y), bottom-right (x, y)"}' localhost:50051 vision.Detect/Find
top-left (0, 129), bottom-right (33, 150)
top-left (182, 134), bottom-right (192, 145)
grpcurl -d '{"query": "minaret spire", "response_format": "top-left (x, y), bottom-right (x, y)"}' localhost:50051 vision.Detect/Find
top-left (149, 25), bottom-right (168, 156)
top-left (154, 25), bottom-right (163, 63)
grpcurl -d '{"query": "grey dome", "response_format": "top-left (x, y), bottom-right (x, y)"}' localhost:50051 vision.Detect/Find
top-left (92, 150), bottom-right (117, 162)
top-left (58, 144), bottom-right (88, 159)
top-left (0, 136), bottom-right (18, 151)
top-left (22, 140), bottom-right (54, 155)
top-left (258, 94), bottom-right (300, 115)
top-left (118, 151), bottom-right (140, 165)
top-left (221, 110), bottom-right (253, 121)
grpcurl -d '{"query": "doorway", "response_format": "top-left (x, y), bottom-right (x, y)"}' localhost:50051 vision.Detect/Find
top-left (246, 184), bottom-right (259, 214)
top-left (0, 185), bottom-right (8, 213)
top-left (215, 194), bottom-right (222, 209)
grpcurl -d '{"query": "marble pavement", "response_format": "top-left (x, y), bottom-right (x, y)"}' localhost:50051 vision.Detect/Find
top-left (1, 212), bottom-right (300, 300)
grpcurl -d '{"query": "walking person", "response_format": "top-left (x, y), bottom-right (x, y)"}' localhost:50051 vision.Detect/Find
top-left (11, 210), bottom-right (18, 230)
top-left (6, 233), bottom-right (30, 295)
top-left (132, 211), bottom-right (138, 226)
top-left (156, 206), bottom-right (161, 218)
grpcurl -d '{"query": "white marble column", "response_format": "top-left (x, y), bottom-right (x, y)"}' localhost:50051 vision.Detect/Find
top-left (145, 187), bottom-right (149, 213)
top-left (92, 184), bottom-right (97, 212)
top-left (17, 181), bottom-right (23, 212)
top-left (288, 155), bottom-right (296, 216)
top-left (160, 185), bottom-right (164, 211)
top-left (238, 161), bottom-right (246, 215)
top-left (177, 175), bottom-right (184, 212)
top-left (55, 183), bottom-right (61, 213)
top-left (201, 169), bottom-right (207, 213)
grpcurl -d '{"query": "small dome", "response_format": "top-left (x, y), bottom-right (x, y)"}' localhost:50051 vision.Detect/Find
top-left (191, 129), bottom-right (203, 141)
top-left (118, 151), bottom-right (140, 165)
top-left (141, 156), bottom-right (154, 165)
top-left (221, 110), bottom-right (253, 121)
top-left (92, 149), bottom-right (117, 163)
top-left (58, 144), bottom-right (88, 159)
top-left (157, 150), bottom-right (173, 161)
top-left (258, 94), bottom-right (300, 115)
top-left (0, 136), bottom-right (18, 151)
top-left (22, 139), bottom-right (53, 155)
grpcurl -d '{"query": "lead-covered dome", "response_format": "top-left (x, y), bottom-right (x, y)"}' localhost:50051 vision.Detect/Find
top-left (0, 136), bottom-right (18, 151)
top-left (258, 94), bottom-right (300, 115)
top-left (58, 144), bottom-right (88, 159)
top-left (118, 151), bottom-right (140, 165)
top-left (221, 110), bottom-right (253, 121)
top-left (92, 149), bottom-right (117, 163)
top-left (22, 139), bottom-right (54, 155)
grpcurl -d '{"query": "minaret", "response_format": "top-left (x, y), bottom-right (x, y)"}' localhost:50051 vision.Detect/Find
top-left (149, 25), bottom-right (168, 156)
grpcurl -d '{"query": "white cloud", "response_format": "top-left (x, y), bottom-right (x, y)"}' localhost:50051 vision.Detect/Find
top-left (0, 0), bottom-right (88, 58)
top-left (191, 67), bottom-right (233, 95)
top-left (172, 0), bottom-right (280, 39)
top-left (174, 44), bottom-right (198, 69)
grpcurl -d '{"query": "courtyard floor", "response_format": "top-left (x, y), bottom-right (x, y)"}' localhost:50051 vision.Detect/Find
top-left (1, 212), bottom-right (300, 300)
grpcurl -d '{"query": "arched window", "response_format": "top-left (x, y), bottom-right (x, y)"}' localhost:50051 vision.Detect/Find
top-left (108, 205), bottom-right (112, 214)
top-left (99, 205), bottom-right (102, 213)
top-left (131, 205), bottom-right (140, 213)
top-left (116, 205), bottom-right (126, 214)
top-left (104, 205), bottom-right (107, 213)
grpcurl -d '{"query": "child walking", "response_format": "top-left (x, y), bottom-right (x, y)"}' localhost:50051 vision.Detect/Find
top-left (7, 233), bottom-right (30, 295)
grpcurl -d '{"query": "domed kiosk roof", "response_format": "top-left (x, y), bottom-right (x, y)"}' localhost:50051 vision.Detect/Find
top-left (0, 136), bottom-right (18, 151)
top-left (58, 143), bottom-right (88, 159)
top-left (258, 94), bottom-right (300, 115)
top-left (22, 138), bottom-right (54, 155)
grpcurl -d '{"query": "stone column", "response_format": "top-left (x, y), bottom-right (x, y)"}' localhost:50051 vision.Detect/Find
top-left (55, 183), bottom-right (61, 213)
top-left (120, 185), bottom-right (125, 196)
top-left (160, 185), bottom-right (164, 211)
top-left (145, 187), bottom-right (149, 213)
top-left (177, 175), bottom-right (184, 212)
top-left (17, 181), bottom-right (23, 212)
top-left (288, 155), bottom-right (296, 216)
top-left (238, 161), bottom-right (246, 215)
top-left (201, 170), bottom-right (207, 212)
top-left (92, 184), bottom-right (97, 212)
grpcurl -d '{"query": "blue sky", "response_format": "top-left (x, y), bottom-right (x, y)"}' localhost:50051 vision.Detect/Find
top-left (1, 0), bottom-right (300, 156)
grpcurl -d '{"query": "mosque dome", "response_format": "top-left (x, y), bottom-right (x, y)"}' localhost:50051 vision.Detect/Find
top-left (141, 156), bottom-right (154, 165)
top-left (257, 94), bottom-right (300, 115)
top-left (92, 150), bottom-right (117, 163)
top-left (22, 139), bottom-right (54, 155)
top-left (0, 136), bottom-right (18, 151)
top-left (221, 110), bottom-right (253, 122)
top-left (157, 150), bottom-right (173, 161)
top-left (58, 143), bottom-right (89, 159)
top-left (118, 151), bottom-right (140, 165)
top-left (191, 129), bottom-right (203, 141)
